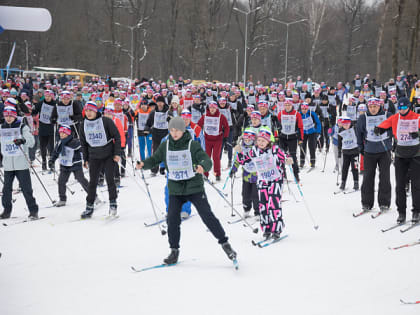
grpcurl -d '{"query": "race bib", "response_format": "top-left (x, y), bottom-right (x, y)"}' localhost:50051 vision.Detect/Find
top-left (59, 146), bottom-right (75, 167)
top-left (302, 116), bottom-right (314, 131)
top-left (396, 117), bottom-right (419, 146)
top-left (339, 128), bottom-right (358, 150)
top-left (281, 114), bottom-right (296, 135)
top-left (40, 103), bottom-right (54, 124)
top-left (166, 140), bottom-right (195, 181)
top-left (0, 127), bottom-right (23, 157)
top-left (219, 108), bottom-right (232, 126)
top-left (366, 115), bottom-right (387, 142)
top-left (254, 150), bottom-right (281, 182)
top-left (204, 115), bottom-right (220, 136)
top-left (137, 113), bottom-right (148, 130)
top-left (57, 105), bottom-right (74, 125)
top-left (84, 118), bottom-right (107, 147)
top-left (154, 112), bottom-right (168, 130)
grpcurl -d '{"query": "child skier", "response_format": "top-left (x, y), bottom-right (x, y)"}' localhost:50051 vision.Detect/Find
top-left (48, 125), bottom-right (89, 207)
top-left (337, 116), bottom-right (359, 191)
top-left (136, 117), bottom-right (237, 265)
top-left (231, 128), bottom-right (259, 218)
top-left (233, 126), bottom-right (289, 239)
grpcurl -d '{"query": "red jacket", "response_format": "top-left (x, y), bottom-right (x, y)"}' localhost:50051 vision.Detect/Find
top-left (277, 109), bottom-right (304, 140)
top-left (197, 108), bottom-right (229, 141)
top-left (112, 116), bottom-right (126, 147)
top-left (378, 110), bottom-right (420, 139)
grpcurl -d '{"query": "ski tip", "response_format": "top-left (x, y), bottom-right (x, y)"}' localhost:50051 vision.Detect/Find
top-left (314, 225), bottom-right (319, 230)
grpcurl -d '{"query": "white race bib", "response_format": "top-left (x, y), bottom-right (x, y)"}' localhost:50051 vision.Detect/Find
top-left (166, 140), bottom-right (195, 181)
top-left (59, 146), bottom-right (75, 167)
top-left (396, 117), bottom-right (419, 146)
top-left (302, 115), bottom-right (314, 131)
top-left (339, 128), bottom-right (358, 150)
top-left (219, 108), bottom-right (232, 126)
top-left (204, 115), bottom-right (220, 136)
top-left (253, 149), bottom-right (281, 182)
top-left (137, 113), bottom-right (148, 130)
top-left (40, 103), bottom-right (54, 124)
top-left (154, 111), bottom-right (168, 130)
top-left (0, 127), bottom-right (23, 157)
top-left (366, 115), bottom-right (388, 142)
top-left (84, 118), bottom-right (108, 147)
top-left (281, 113), bottom-right (296, 135)
top-left (57, 105), bottom-right (74, 125)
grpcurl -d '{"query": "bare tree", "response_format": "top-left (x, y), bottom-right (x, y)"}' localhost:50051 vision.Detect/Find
top-left (376, 0), bottom-right (391, 81)
top-left (339, 0), bottom-right (365, 82)
top-left (408, 0), bottom-right (420, 72)
top-left (392, 0), bottom-right (406, 78)
top-left (306, 0), bottom-right (327, 79)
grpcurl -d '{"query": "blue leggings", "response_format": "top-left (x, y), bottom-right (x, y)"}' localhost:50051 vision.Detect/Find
top-left (164, 177), bottom-right (191, 215)
top-left (138, 134), bottom-right (152, 161)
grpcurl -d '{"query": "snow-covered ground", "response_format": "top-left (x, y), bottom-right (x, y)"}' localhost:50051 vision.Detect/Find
top-left (1, 150), bottom-right (419, 315)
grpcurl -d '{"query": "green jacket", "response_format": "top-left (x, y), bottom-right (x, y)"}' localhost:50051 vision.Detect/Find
top-left (143, 131), bottom-right (212, 195)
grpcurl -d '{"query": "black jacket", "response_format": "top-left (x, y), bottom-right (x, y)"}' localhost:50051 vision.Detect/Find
top-left (32, 99), bottom-right (57, 136)
top-left (50, 134), bottom-right (83, 171)
top-left (80, 113), bottom-right (121, 161)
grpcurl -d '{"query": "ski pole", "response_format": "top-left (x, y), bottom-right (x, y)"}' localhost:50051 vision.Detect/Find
top-left (223, 151), bottom-right (238, 190)
top-left (230, 175), bottom-right (235, 217)
top-left (18, 145), bottom-right (57, 205)
top-left (321, 141), bottom-right (329, 172)
top-left (336, 157), bottom-right (341, 186)
top-left (203, 176), bottom-right (258, 233)
top-left (135, 162), bottom-right (166, 235)
top-left (287, 164), bottom-right (319, 230)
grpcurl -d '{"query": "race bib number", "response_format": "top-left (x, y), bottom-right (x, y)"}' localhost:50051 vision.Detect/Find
top-left (84, 118), bottom-right (108, 147)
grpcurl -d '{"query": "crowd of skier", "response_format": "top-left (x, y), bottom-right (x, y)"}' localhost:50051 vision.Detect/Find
top-left (0, 71), bottom-right (419, 264)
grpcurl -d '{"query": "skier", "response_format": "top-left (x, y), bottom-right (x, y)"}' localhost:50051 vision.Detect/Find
top-left (337, 116), bottom-right (359, 191)
top-left (375, 97), bottom-right (420, 224)
top-left (355, 98), bottom-right (392, 212)
top-left (135, 99), bottom-right (152, 161)
top-left (233, 126), bottom-right (289, 239)
top-left (79, 101), bottom-right (121, 218)
top-left (197, 101), bottom-right (229, 181)
top-left (299, 103), bottom-right (321, 168)
top-left (136, 117), bottom-right (237, 265)
top-left (231, 128), bottom-right (259, 217)
top-left (48, 125), bottom-right (89, 207)
top-left (0, 106), bottom-right (38, 219)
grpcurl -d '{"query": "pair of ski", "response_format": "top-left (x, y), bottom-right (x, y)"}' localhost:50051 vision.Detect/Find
top-left (388, 239), bottom-right (420, 250)
top-left (352, 208), bottom-right (388, 219)
top-left (381, 221), bottom-right (420, 233)
top-left (131, 258), bottom-right (239, 273)
top-left (2, 216), bottom-right (46, 226)
top-left (143, 214), bottom-right (196, 227)
top-left (251, 234), bottom-right (289, 248)
top-left (334, 189), bottom-right (358, 195)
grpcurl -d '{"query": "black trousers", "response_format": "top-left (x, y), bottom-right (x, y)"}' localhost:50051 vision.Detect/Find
top-left (280, 137), bottom-right (299, 180)
top-left (319, 123), bottom-right (330, 151)
top-left (242, 180), bottom-right (259, 214)
top-left (2, 169), bottom-right (38, 215)
top-left (58, 168), bottom-right (89, 201)
top-left (151, 133), bottom-right (166, 173)
top-left (87, 157), bottom-right (117, 204)
top-left (341, 153), bottom-right (358, 184)
top-left (395, 156), bottom-right (420, 214)
top-left (300, 133), bottom-right (317, 166)
top-left (167, 192), bottom-right (228, 249)
top-left (39, 135), bottom-right (54, 164)
top-left (361, 152), bottom-right (391, 208)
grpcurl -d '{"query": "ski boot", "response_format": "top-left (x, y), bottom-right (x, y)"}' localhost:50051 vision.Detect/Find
top-left (397, 212), bottom-right (406, 224)
top-left (0, 211), bottom-right (11, 219)
top-left (55, 200), bottom-right (66, 207)
top-left (163, 248), bottom-right (179, 265)
top-left (42, 162), bottom-right (47, 172)
top-left (339, 182), bottom-right (345, 191)
top-left (412, 212), bottom-right (420, 224)
top-left (216, 176), bottom-right (221, 182)
top-left (221, 242), bottom-right (237, 261)
top-left (353, 181), bottom-right (359, 190)
top-left (28, 212), bottom-right (38, 220)
top-left (180, 211), bottom-right (189, 219)
top-left (109, 200), bottom-right (117, 216)
top-left (243, 210), bottom-right (251, 218)
top-left (159, 167), bottom-right (165, 175)
top-left (272, 232), bottom-right (282, 240)
top-left (263, 231), bottom-right (271, 240)
top-left (379, 205), bottom-right (390, 212)
top-left (228, 160), bottom-right (232, 168)
top-left (81, 203), bottom-right (94, 219)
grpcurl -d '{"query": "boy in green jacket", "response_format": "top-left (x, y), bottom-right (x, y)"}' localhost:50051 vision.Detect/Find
top-left (137, 117), bottom-right (237, 265)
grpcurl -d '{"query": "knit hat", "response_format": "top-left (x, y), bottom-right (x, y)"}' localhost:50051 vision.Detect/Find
top-left (208, 101), bottom-right (218, 109)
top-left (250, 110), bottom-right (261, 120)
top-left (301, 103), bottom-right (309, 109)
top-left (397, 97), bottom-right (410, 110)
top-left (104, 104), bottom-right (115, 114)
top-left (3, 106), bottom-right (17, 118)
top-left (59, 125), bottom-right (72, 135)
top-left (258, 100), bottom-right (268, 108)
top-left (258, 126), bottom-right (272, 142)
top-left (243, 128), bottom-right (256, 140)
top-left (181, 109), bottom-right (192, 118)
top-left (84, 101), bottom-right (98, 112)
top-left (168, 117), bottom-right (186, 133)
top-left (156, 96), bottom-right (166, 103)
top-left (171, 95), bottom-right (179, 104)
top-left (358, 104), bottom-right (367, 112)
top-left (4, 98), bottom-right (17, 107)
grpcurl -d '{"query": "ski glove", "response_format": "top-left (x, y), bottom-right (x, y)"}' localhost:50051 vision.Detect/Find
top-left (410, 132), bottom-right (419, 139)
top-left (13, 138), bottom-right (26, 146)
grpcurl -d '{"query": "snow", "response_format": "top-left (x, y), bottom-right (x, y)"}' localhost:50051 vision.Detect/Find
top-left (1, 151), bottom-right (419, 315)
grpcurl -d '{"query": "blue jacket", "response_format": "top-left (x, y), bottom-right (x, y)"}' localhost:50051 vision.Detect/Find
top-left (299, 110), bottom-right (321, 135)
